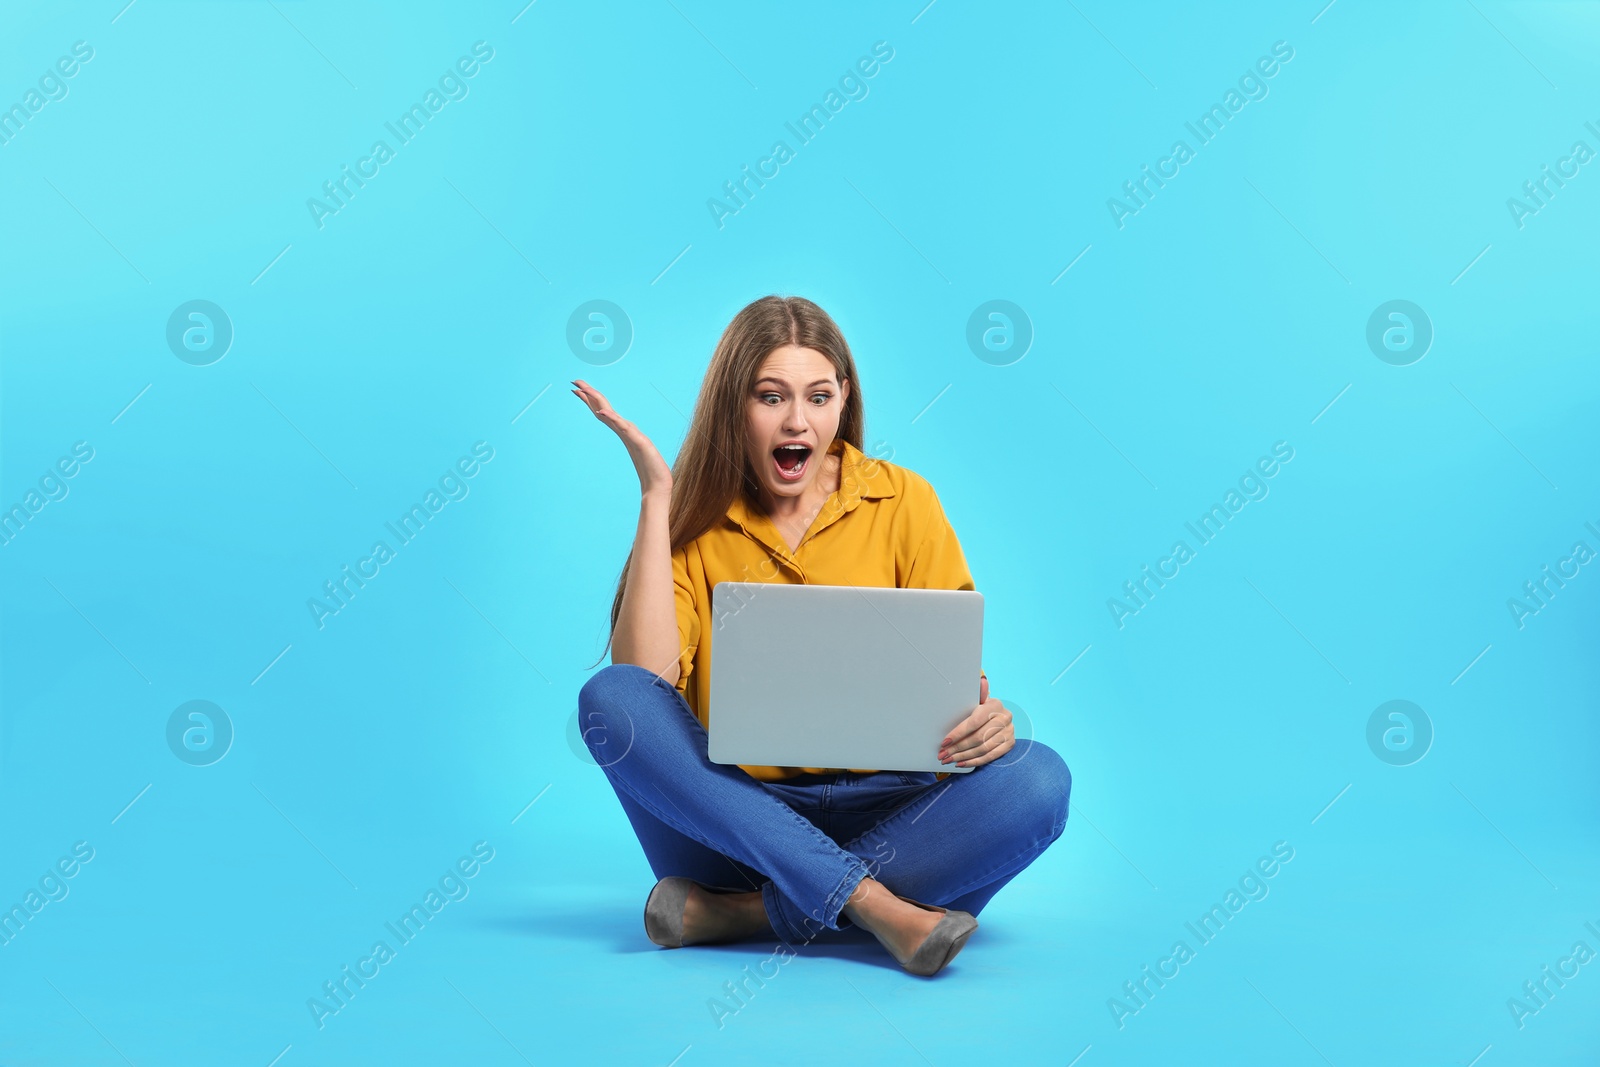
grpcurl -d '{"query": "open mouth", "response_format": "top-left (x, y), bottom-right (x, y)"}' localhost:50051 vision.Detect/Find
top-left (772, 444), bottom-right (812, 481)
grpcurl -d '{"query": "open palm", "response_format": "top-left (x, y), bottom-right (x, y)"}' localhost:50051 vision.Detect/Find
top-left (571, 379), bottom-right (674, 497)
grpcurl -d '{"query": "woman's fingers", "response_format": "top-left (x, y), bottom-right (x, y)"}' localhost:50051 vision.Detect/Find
top-left (952, 726), bottom-right (1016, 768)
top-left (941, 703), bottom-right (1014, 765)
top-left (572, 380), bottom-right (614, 418)
top-left (944, 722), bottom-right (999, 764)
top-left (570, 386), bottom-right (598, 415)
top-left (573, 381), bottom-right (639, 436)
top-left (939, 708), bottom-right (981, 757)
top-left (960, 735), bottom-right (1016, 768)
top-left (572, 379), bottom-right (609, 409)
top-left (573, 382), bottom-right (636, 438)
top-left (572, 379), bottom-right (674, 496)
top-left (953, 737), bottom-right (998, 767)
top-left (940, 698), bottom-right (1007, 753)
top-left (940, 710), bottom-right (991, 762)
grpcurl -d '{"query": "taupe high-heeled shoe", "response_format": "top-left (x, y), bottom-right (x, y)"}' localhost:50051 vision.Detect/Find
top-left (889, 897), bottom-right (978, 977)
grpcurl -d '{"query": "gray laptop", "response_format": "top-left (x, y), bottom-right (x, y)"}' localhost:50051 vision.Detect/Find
top-left (706, 582), bottom-right (984, 774)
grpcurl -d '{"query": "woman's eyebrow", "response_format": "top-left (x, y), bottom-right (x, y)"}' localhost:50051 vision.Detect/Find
top-left (754, 377), bottom-right (834, 388)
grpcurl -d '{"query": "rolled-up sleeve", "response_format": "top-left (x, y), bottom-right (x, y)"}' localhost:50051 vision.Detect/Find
top-left (672, 544), bottom-right (700, 696)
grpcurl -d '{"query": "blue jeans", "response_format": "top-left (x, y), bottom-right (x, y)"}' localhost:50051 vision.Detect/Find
top-left (577, 663), bottom-right (1072, 947)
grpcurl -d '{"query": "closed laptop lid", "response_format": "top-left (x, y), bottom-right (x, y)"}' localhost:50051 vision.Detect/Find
top-left (706, 582), bottom-right (983, 773)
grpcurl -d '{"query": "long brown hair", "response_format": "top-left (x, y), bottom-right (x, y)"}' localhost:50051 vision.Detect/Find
top-left (592, 295), bottom-right (865, 665)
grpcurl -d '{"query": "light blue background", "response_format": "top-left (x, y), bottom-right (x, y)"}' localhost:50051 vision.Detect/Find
top-left (2, 1), bottom-right (1597, 1064)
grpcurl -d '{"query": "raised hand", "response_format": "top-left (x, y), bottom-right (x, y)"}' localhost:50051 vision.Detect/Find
top-left (571, 379), bottom-right (674, 499)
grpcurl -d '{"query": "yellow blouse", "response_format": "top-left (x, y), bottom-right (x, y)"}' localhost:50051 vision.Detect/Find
top-left (670, 437), bottom-right (985, 781)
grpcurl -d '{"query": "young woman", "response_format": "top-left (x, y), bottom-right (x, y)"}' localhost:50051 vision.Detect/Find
top-left (573, 295), bottom-right (1071, 977)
